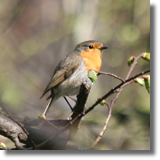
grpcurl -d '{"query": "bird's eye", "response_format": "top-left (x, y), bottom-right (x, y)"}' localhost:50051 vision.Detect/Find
top-left (89, 45), bottom-right (93, 49)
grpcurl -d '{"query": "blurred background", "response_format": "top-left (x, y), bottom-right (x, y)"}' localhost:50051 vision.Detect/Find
top-left (0, 0), bottom-right (150, 150)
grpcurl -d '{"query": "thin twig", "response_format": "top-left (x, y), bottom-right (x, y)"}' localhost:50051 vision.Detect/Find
top-left (45, 119), bottom-right (59, 132)
top-left (91, 108), bottom-right (112, 149)
top-left (68, 96), bottom-right (77, 102)
top-left (125, 53), bottom-right (144, 80)
top-left (91, 89), bottom-right (123, 149)
top-left (34, 114), bottom-right (80, 150)
top-left (85, 69), bottom-right (150, 116)
top-left (97, 71), bottom-right (124, 82)
top-left (90, 53), bottom-right (149, 149)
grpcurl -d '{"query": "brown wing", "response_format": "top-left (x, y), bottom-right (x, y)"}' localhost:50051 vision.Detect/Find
top-left (40, 52), bottom-right (82, 99)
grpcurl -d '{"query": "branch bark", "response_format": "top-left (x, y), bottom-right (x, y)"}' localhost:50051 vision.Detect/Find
top-left (0, 113), bottom-right (29, 149)
top-left (0, 112), bottom-right (68, 150)
top-left (69, 81), bottom-right (91, 139)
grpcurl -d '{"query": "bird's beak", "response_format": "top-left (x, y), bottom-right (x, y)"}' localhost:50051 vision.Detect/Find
top-left (99, 46), bottom-right (108, 50)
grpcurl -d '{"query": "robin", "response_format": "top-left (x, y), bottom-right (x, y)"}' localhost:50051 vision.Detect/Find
top-left (41, 40), bottom-right (108, 117)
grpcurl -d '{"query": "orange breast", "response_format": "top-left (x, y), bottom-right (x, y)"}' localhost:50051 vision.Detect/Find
top-left (79, 49), bottom-right (102, 72)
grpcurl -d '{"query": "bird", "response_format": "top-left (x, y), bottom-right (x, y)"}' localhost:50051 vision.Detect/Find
top-left (41, 40), bottom-right (108, 117)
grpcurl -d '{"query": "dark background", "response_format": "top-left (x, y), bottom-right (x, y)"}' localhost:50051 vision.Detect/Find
top-left (0, 0), bottom-right (150, 150)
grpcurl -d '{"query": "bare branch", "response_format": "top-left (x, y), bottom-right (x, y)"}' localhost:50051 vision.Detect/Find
top-left (0, 113), bottom-right (69, 150)
top-left (97, 71), bottom-right (124, 82)
top-left (69, 81), bottom-right (91, 139)
top-left (90, 53), bottom-right (150, 149)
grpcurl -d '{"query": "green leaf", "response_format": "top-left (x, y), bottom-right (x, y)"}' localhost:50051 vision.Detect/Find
top-left (96, 99), bottom-right (107, 106)
top-left (127, 56), bottom-right (135, 66)
top-left (88, 70), bottom-right (98, 83)
top-left (134, 77), bottom-right (145, 86)
top-left (143, 75), bottom-right (150, 93)
top-left (99, 99), bottom-right (106, 106)
top-left (0, 142), bottom-right (6, 148)
top-left (142, 52), bottom-right (150, 62)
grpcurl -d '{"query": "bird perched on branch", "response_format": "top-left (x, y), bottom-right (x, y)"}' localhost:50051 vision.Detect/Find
top-left (41, 40), bottom-right (108, 117)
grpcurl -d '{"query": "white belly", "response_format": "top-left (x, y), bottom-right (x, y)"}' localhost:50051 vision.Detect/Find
top-left (54, 62), bottom-right (90, 97)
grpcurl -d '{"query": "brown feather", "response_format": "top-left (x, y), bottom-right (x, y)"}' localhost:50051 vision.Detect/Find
top-left (40, 52), bottom-right (82, 99)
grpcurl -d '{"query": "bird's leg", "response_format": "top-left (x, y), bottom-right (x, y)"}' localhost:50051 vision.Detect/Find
top-left (68, 96), bottom-right (77, 102)
top-left (64, 96), bottom-right (73, 111)
top-left (43, 98), bottom-right (54, 116)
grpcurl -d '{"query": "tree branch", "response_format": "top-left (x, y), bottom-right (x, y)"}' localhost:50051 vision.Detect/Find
top-left (90, 53), bottom-right (150, 149)
top-left (97, 71), bottom-right (124, 82)
top-left (69, 81), bottom-right (91, 139)
top-left (0, 112), bottom-right (68, 150)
